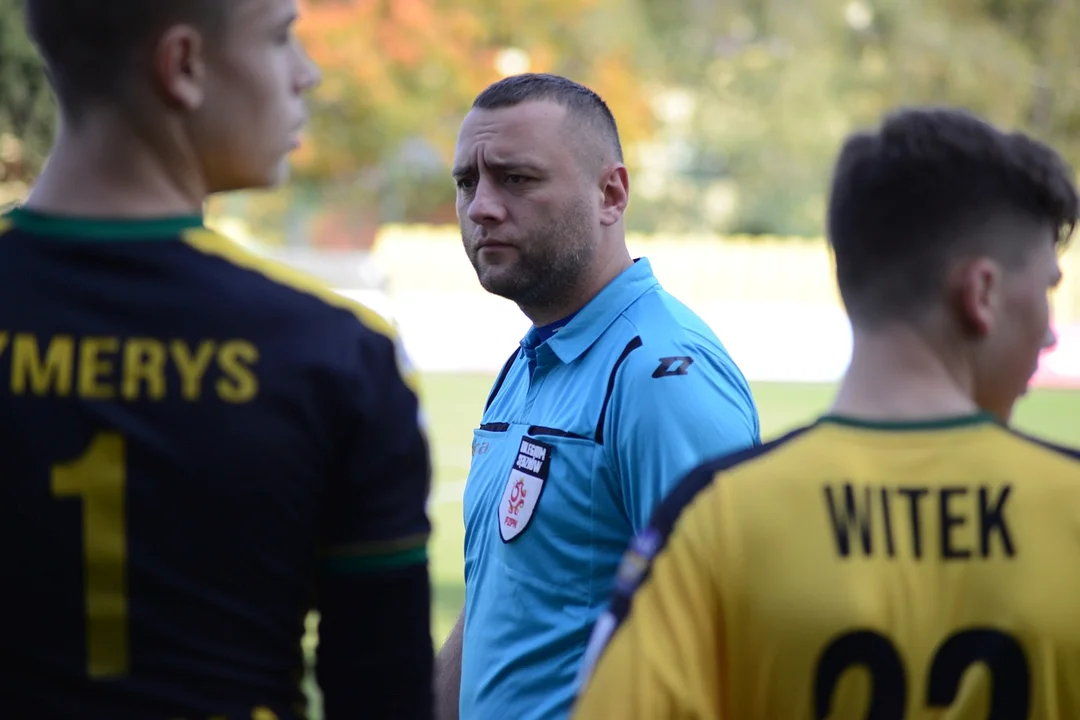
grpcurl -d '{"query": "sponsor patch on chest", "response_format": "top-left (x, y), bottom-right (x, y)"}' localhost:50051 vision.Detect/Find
top-left (497, 436), bottom-right (553, 542)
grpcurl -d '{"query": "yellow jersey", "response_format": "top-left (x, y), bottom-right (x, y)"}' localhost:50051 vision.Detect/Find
top-left (573, 413), bottom-right (1080, 719)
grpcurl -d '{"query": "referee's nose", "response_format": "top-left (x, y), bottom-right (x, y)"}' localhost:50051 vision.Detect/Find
top-left (467, 177), bottom-right (508, 226)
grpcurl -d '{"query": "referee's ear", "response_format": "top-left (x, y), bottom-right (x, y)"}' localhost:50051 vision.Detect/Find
top-left (599, 164), bottom-right (629, 227)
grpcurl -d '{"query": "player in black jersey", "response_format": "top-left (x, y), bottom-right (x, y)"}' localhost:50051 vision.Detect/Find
top-left (0, 1), bottom-right (434, 718)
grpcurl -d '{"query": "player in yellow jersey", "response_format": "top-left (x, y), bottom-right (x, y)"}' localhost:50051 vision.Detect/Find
top-left (572, 107), bottom-right (1080, 719)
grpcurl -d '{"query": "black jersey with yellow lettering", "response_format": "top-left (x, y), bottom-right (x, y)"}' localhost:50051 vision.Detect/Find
top-left (0, 208), bottom-right (433, 719)
top-left (574, 413), bottom-right (1080, 720)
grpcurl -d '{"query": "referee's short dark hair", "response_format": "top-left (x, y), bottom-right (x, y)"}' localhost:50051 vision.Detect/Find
top-left (23, 0), bottom-right (230, 117)
top-left (473, 73), bottom-right (624, 163)
top-left (827, 106), bottom-right (1078, 327)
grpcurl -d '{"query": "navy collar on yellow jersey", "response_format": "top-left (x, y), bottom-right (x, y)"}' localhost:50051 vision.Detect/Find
top-left (818, 412), bottom-right (997, 431)
top-left (5, 206), bottom-right (203, 240)
top-left (538, 257), bottom-right (659, 365)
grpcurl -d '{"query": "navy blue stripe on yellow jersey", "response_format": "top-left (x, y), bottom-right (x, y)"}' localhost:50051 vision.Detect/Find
top-left (461, 258), bottom-right (760, 720)
top-left (573, 413), bottom-right (1080, 719)
top-left (0, 208), bottom-right (432, 720)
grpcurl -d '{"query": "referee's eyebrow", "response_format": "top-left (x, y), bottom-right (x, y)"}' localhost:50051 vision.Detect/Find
top-left (451, 164), bottom-right (475, 181)
top-left (453, 161), bottom-right (544, 180)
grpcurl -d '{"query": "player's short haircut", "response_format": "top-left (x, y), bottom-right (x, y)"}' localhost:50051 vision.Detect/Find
top-left (472, 73), bottom-right (624, 164)
top-left (23, 0), bottom-right (231, 116)
top-left (827, 107), bottom-right (1079, 327)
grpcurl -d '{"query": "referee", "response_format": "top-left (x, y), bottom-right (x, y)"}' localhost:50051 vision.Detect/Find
top-left (435, 73), bottom-right (762, 720)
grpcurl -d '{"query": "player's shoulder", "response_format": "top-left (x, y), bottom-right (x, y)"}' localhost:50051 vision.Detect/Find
top-left (1001, 426), bottom-right (1080, 466)
top-left (181, 226), bottom-right (399, 343)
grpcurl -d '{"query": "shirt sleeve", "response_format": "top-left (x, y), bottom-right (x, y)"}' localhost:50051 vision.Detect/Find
top-left (605, 340), bottom-right (759, 532)
top-left (573, 464), bottom-right (725, 719)
top-left (319, 327), bottom-right (431, 565)
top-left (315, 323), bottom-right (434, 718)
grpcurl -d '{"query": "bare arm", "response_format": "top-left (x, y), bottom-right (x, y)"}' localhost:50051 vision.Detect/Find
top-left (435, 609), bottom-right (465, 720)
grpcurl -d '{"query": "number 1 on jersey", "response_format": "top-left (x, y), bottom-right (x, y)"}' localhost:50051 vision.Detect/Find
top-left (51, 432), bottom-right (129, 679)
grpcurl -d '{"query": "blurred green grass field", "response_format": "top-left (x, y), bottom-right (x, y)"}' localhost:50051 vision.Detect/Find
top-left (303, 374), bottom-right (1079, 716)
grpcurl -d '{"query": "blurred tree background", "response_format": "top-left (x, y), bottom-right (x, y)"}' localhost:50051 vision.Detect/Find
top-left (0, 0), bottom-right (54, 208)
top-left (2, 0), bottom-right (1079, 239)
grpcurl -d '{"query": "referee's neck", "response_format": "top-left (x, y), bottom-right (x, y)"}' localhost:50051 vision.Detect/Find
top-left (521, 246), bottom-right (632, 326)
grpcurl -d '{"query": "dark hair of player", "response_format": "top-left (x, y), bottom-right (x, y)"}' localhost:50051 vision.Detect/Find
top-left (827, 107), bottom-right (1079, 327)
top-left (473, 72), bottom-right (624, 163)
top-left (23, 0), bottom-right (229, 118)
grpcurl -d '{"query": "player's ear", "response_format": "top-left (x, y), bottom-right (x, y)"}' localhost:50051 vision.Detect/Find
top-left (153, 24), bottom-right (208, 111)
top-left (952, 256), bottom-right (1002, 338)
top-left (599, 164), bottom-right (629, 228)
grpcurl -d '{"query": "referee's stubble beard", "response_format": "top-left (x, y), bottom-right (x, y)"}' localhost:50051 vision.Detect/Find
top-left (462, 194), bottom-right (596, 318)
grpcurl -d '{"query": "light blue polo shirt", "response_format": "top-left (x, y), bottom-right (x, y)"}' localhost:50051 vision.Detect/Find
top-left (459, 258), bottom-right (760, 720)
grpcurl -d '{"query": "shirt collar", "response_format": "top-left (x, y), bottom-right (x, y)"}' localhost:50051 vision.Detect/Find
top-left (5, 207), bottom-right (203, 240)
top-left (524, 257), bottom-right (658, 365)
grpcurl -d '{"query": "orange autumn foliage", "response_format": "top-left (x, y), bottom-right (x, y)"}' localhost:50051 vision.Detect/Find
top-left (293, 0), bottom-right (658, 181)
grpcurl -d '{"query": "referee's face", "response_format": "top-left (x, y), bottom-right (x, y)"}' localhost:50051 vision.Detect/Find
top-left (453, 100), bottom-right (599, 318)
